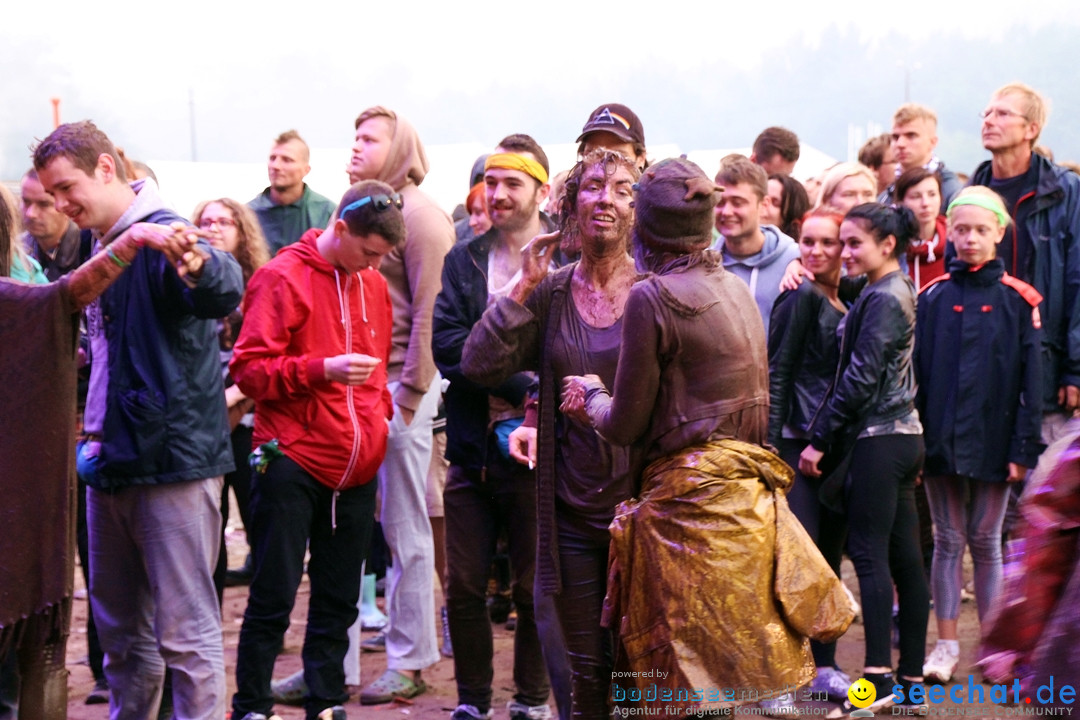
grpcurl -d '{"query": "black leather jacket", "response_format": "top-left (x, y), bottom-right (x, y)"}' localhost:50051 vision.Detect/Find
top-left (809, 270), bottom-right (918, 453)
top-left (767, 282), bottom-right (845, 448)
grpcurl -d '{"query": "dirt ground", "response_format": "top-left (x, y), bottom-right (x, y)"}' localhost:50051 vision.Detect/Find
top-left (62, 515), bottom-right (1001, 720)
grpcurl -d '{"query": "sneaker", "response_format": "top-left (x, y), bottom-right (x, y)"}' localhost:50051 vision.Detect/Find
top-left (451, 705), bottom-right (494, 720)
top-left (488, 594), bottom-right (512, 624)
top-left (923, 642), bottom-right (959, 683)
top-left (85, 679), bottom-right (109, 705)
top-left (507, 700), bottom-right (553, 720)
top-left (234, 713), bottom-right (284, 720)
top-left (441, 606), bottom-right (453, 658)
top-left (359, 669), bottom-right (427, 705)
top-left (893, 678), bottom-right (929, 715)
top-left (759, 692), bottom-right (800, 718)
top-left (810, 667), bottom-right (852, 703)
top-left (317, 707), bottom-right (347, 720)
top-left (271, 669), bottom-right (307, 706)
top-left (226, 553), bottom-right (255, 587)
top-left (360, 630), bottom-right (386, 653)
top-left (826, 673), bottom-right (896, 719)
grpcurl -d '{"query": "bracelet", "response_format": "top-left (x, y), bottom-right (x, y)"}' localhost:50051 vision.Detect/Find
top-left (106, 247), bottom-right (130, 268)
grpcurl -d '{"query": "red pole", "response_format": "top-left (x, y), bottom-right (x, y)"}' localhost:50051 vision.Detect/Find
top-left (50, 98), bottom-right (61, 129)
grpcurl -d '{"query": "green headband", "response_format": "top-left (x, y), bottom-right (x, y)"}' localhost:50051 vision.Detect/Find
top-left (947, 195), bottom-right (1010, 228)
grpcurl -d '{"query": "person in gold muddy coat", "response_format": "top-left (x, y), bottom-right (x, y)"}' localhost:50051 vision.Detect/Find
top-left (561, 157), bottom-right (851, 716)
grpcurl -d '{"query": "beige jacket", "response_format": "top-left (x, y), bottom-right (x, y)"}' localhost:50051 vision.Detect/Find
top-left (370, 108), bottom-right (454, 411)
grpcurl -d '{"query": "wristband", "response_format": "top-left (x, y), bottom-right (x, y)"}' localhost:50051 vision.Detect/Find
top-left (106, 247), bottom-right (130, 268)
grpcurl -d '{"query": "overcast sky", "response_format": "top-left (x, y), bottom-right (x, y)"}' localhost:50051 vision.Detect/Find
top-left (12, 0), bottom-right (1078, 90)
top-left (4, 0), bottom-right (1080, 205)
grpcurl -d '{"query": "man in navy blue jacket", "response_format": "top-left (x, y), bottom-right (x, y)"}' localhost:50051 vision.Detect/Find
top-left (969, 82), bottom-right (1080, 440)
top-left (34, 121), bottom-right (243, 720)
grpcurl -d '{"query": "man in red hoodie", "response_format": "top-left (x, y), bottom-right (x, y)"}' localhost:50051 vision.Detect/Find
top-left (229, 180), bottom-right (405, 720)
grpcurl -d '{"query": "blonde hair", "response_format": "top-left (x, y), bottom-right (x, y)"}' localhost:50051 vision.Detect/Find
top-left (946, 186), bottom-right (1011, 229)
top-left (0, 184), bottom-right (36, 279)
top-left (815, 162), bottom-right (878, 210)
top-left (993, 82), bottom-right (1048, 148)
top-left (893, 103), bottom-right (938, 128)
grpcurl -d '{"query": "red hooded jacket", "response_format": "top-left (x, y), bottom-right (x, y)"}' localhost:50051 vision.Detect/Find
top-left (230, 229), bottom-right (393, 490)
top-left (907, 215), bottom-right (949, 289)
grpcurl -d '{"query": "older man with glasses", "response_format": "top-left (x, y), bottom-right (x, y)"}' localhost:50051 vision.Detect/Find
top-left (949, 82), bottom-right (1080, 685)
top-left (967, 82), bottom-right (1080, 433)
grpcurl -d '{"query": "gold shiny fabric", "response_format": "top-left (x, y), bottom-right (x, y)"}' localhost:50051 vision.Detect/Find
top-left (602, 439), bottom-right (851, 714)
top-left (774, 487), bottom-right (856, 644)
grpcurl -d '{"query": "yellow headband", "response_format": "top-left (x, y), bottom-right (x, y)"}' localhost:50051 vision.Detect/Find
top-left (484, 153), bottom-right (549, 184)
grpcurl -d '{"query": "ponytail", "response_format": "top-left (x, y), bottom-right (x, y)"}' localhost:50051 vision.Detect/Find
top-left (844, 202), bottom-right (918, 258)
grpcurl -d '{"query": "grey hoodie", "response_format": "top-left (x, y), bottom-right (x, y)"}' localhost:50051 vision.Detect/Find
top-left (714, 224), bottom-right (800, 335)
top-left (84, 179), bottom-right (174, 439)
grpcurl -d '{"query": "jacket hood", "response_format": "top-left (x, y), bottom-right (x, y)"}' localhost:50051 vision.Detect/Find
top-left (279, 228), bottom-right (338, 276)
top-left (720, 225), bottom-right (795, 269)
top-left (99, 178), bottom-right (171, 243)
top-left (369, 108), bottom-right (429, 192)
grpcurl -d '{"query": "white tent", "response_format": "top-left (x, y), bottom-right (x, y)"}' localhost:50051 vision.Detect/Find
top-left (148, 142), bottom-right (838, 221)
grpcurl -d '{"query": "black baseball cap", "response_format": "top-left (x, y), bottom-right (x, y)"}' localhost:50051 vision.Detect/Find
top-left (575, 103), bottom-right (645, 146)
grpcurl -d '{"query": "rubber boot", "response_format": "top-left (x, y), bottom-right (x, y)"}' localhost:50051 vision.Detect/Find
top-left (360, 573), bottom-right (387, 631)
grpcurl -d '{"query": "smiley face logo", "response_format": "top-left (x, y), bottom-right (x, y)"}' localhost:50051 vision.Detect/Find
top-left (847, 678), bottom-right (876, 708)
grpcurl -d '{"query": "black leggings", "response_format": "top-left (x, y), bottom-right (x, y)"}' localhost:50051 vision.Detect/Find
top-left (777, 438), bottom-right (847, 669)
top-left (844, 434), bottom-right (928, 678)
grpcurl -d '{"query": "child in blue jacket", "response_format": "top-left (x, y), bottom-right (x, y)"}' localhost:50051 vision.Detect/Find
top-left (915, 186), bottom-right (1044, 683)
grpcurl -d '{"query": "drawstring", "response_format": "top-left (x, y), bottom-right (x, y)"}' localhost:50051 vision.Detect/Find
top-left (331, 491), bottom-right (339, 533)
top-left (334, 270), bottom-right (346, 325)
top-left (749, 266), bottom-right (760, 302)
top-left (358, 270), bottom-right (368, 323)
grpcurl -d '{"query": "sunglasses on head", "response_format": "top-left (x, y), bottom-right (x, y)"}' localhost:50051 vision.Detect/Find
top-left (341, 193), bottom-right (404, 215)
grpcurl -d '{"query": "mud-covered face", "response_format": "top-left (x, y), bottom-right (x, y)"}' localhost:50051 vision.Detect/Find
top-left (574, 161), bottom-right (635, 252)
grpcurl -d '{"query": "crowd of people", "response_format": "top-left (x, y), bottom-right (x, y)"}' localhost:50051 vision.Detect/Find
top-left (1, 79), bottom-right (1080, 720)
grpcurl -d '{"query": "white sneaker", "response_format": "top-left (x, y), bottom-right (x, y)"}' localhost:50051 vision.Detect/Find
top-left (451, 705), bottom-right (494, 720)
top-left (924, 642), bottom-right (959, 683)
top-left (507, 701), bottom-right (552, 720)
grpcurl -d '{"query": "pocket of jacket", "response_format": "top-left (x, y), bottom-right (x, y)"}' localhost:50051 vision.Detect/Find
top-left (111, 388), bottom-right (167, 465)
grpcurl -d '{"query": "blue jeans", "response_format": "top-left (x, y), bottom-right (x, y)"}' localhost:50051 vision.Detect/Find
top-left (232, 455), bottom-right (376, 720)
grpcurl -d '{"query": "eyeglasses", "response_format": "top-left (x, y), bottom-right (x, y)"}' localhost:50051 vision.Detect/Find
top-left (979, 107), bottom-right (1028, 121)
top-left (578, 148), bottom-right (640, 179)
top-left (198, 217), bottom-right (236, 229)
top-left (341, 193), bottom-right (404, 215)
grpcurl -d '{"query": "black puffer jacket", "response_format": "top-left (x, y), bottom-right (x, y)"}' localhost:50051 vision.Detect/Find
top-left (809, 270), bottom-right (918, 453)
top-left (767, 281), bottom-right (845, 448)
